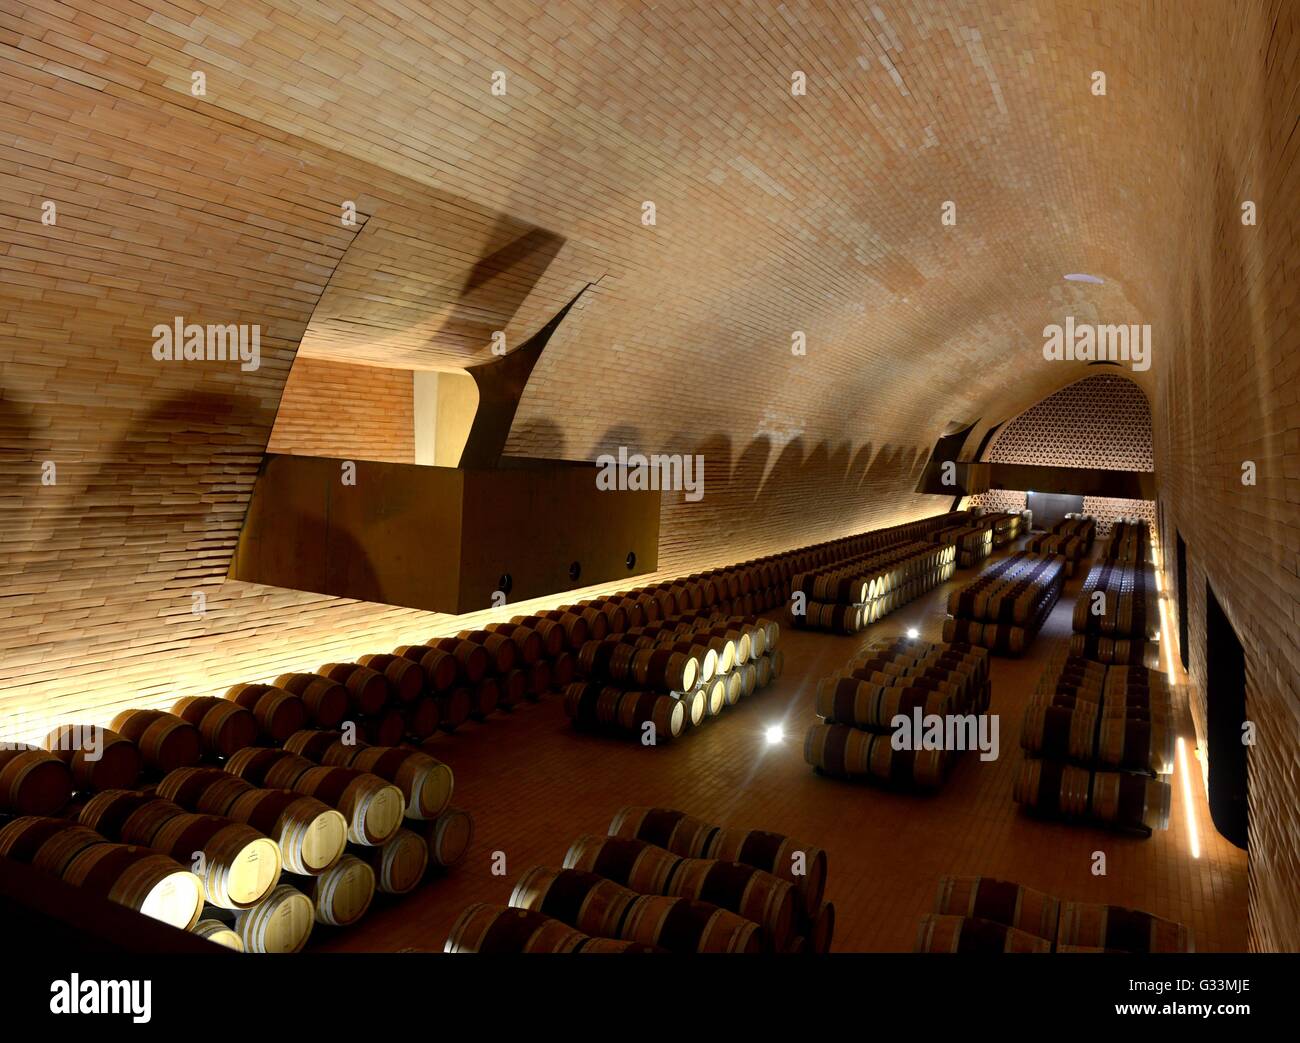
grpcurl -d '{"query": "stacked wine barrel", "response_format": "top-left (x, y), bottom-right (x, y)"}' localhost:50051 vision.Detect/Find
top-left (929, 517), bottom-right (996, 568)
top-left (804, 637), bottom-right (991, 790)
top-left (1025, 516), bottom-right (1096, 576)
top-left (1102, 518), bottom-right (1154, 564)
top-left (445, 806), bottom-right (833, 954)
top-left (790, 540), bottom-right (957, 635)
top-left (564, 612), bottom-right (783, 743)
top-left (1069, 559), bottom-right (1159, 666)
top-left (914, 874), bottom-right (1192, 952)
top-left (981, 510), bottom-right (1027, 547)
top-left (1013, 653), bottom-right (1174, 835)
top-left (942, 552), bottom-right (1066, 654)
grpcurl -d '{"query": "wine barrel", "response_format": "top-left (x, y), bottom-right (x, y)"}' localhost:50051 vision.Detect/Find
top-left (431, 638), bottom-right (490, 684)
top-left (437, 689), bottom-right (473, 732)
top-left (1057, 901), bottom-right (1192, 952)
top-left (426, 806), bottom-right (473, 868)
top-left (616, 690), bottom-right (686, 742)
top-left (291, 766), bottom-right (405, 846)
top-left (233, 885), bottom-right (315, 953)
top-left (1096, 717), bottom-right (1175, 774)
top-left (805, 901), bottom-right (835, 954)
top-left (269, 674), bottom-right (350, 729)
top-left (510, 866), bottom-right (639, 938)
top-left (674, 687), bottom-right (706, 728)
top-left (349, 747), bottom-right (454, 820)
top-left (607, 806), bottom-right (717, 858)
top-left (394, 646), bottom-right (459, 693)
top-left (229, 748), bottom-right (313, 788)
top-left (292, 854), bottom-right (375, 926)
top-left (721, 671), bottom-right (742, 707)
top-left (192, 918), bottom-right (244, 951)
top-left (0, 817), bottom-right (107, 874)
top-left (225, 683), bottom-right (309, 741)
top-left (404, 696), bottom-right (441, 740)
top-left (457, 630), bottom-right (517, 675)
top-left (702, 826), bottom-right (827, 916)
top-left (666, 858), bottom-right (796, 951)
top-left (356, 653), bottom-right (424, 703)
top-left (1019, 702), bottom-right (1099, 763)
top-left (484, 623), bottom-right (544, 665)
top-left (359, 827), bottom-right (428, 894)
top-left (498, 669), bottom-right (528, 709)
top-left (700, 677), bottom-right (726, 717)
top-left (1011, 758), bottom-right (1091, 818)
top-left (108, 711), bottom-right (202, 775)
top-left (575, 937), bottom-right (666, 953)
top-left (43, 725), bottom-right (142, 792)
top-left (149, 813), bottom-right (282, 908)
top-left (156, 766), bottom-right (243, 810)
top-left (1090, 770), bottom-right (1171, 831)
top-left (225, 788), bottom-right (348, 875)
top-left (171, 697), bottom-right (259, 760)
top-left (507, 615), bottom-right (568, 657)
top-left (358, 708), bottom-right (407, 747)
top-left (444, 904), bottom-right (587, 953)
top-left (631, 648), bottom-right (699, 693)
top-left (934, 876), bottom-right (1060, 943)
top-left (470, 677), bottom-right (500, 719)
top-left (619, 895), bottom-right (761, 953)
top-left (319, 663), bottom-right (390, 716)
top-left (563, 834), bottom-right (682, 894)
top-left (525, 661), bottom-right (552, 700)
top-left (62, 843), bottom-right (204, 931)
top-left (914, 914), bottom-right (1051, 953)
top-left (79, 789), bottom-right (167, 841)
top-left (0, 746), bottom-right (74, 815)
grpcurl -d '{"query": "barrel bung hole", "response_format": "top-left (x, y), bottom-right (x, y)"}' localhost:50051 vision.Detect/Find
top-left (568, 561), bottom-right (581, 581)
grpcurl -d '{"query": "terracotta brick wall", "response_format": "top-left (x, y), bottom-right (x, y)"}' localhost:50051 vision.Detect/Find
top-left (267, 358), bottom-right (415, 463)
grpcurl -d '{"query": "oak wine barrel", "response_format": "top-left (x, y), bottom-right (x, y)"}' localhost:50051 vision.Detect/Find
top-left (1057, 901), bottom-right (1192, 952)
top-left (619, 895), bottom-right (762, 953)
top-left (426, 806), bottom-right (473, 868)
top-left (62, 843), bottom-right (204, 931)
top-left (269, 674), bottom-right (349, 729)
top-left (171, 697), bottom-right (259, 759)
top-left (225, 787), bottom-right (348, 876)
top-left (225, 683), bottom-right (309, 741)
top-left (232, 885), bottom-right (315, 953)
top-left (933, 876), bottom-right (1060, 943)
top-left (0, 817), bottom-right (108, 874)
top-left (290, 854), bottom-right (375, 926)
top-left (509, 866), bottom-right (639, 939)
top-left (444, 904), bottom-right (587, 953)
top-left (357, 653), bottom-right (424, 703)
top-left (108, 710), bottom-right (202, 775)
top-left (319, 663), bottom-right (390, 716)
top-left (914, 914), bottom-right (1051, 953)
top-left (359, 827), bottom-right (429, 894)
top-left (563, 834), bottom-right (682, 894)
top-left (0, 746), bottom-right (74, 816)
top-left (191, 918), bottom-right (244, 951)
top-left (148, 812), bottom-right (282, 909)
top-left (43, 725), bottom-right (142, 793)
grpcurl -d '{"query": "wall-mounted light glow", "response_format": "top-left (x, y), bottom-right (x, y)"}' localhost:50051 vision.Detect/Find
top-left (906, 627), bottom-right (920, 640)
top-left (1064, 273), bottom-right (1105, 284)
top-left (765, 725), bottom-right (784, 745)
top-left (1177, 737), bottom-right (1201, 859)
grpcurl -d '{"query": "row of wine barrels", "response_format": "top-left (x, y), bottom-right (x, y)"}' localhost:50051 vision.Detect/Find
top-left (0, 746), bottom-right (74, 815)
top-left (43, 725), bottom-right (142, 792)
top-left (815, 676), bottom-right (950, 731)
top-left (444, 904), bottom-right (664, 953)
top-left (1102, 519), bottom-right (1153, 564)
top-left (1058, 901), bottom-right (1192, 952)
top-left (392, 645), bottom-right (460, 693)
top-left (608, 807), bottom-right (827, 916)
top-left (934, 876), bottom-right (1060, 943)
top-left (563, 835), bottom-right (795, 949)
top-left (804, 723), bottom-right (946, 789)
top-left (109, 710), bottom-right (202, 775)
top-left (914, 914), bottom-right (1051, 953)
top-left (563, 683), bottom-right (685, 742)
top-left (356, 652), bottom-right (425, 702)
top-left (225, 749), bottom-right (405, 846)
top-left (1068, 632), bottom-right (1155, 667)
top-left (282, 733), bottom-right (454, 820)
top-left (513, 866), bottom-right (762, 953)
top-left (1013, 758), bottom-right (1171, 831)
top-left (82, 793), bottom-right (283, 909)
top-left (1020, 702), bottom-right (1101, 763)
top-left (0, 817), bottom-right (208, 929)
top-left (157, 767), bottom-right (349, 875)
top-left (270, 674), bottom-right (350, 729)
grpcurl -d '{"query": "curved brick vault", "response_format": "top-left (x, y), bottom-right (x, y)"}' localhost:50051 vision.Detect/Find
top-left (0, 2), bottom-right (1297, 949)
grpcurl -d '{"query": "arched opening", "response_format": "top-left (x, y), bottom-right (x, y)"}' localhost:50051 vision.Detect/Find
top-left (1205, 582), bottom-right (1249, 849)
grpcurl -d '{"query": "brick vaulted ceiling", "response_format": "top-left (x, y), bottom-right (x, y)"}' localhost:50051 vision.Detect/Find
top-left (2, 1), bottom-right (1298, 945)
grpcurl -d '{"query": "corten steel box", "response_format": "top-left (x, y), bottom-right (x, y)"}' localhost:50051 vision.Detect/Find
top-left (231, 455), bottom-right (661, 614)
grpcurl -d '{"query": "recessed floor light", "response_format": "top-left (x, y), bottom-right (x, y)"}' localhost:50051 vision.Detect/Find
top-left (906, 627), bottom-right (920, 639)
top-left (1064, 273), bottom-right (1104, 284)
top-left (765, 725), bottom-right (784, 745)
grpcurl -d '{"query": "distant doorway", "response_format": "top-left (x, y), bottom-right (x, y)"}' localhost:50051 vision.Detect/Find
top-left (1205, 583), bottom-right (1248, 849)
top-left (1176, 531), bottom-right (1189, 670)
top-left (1025, 491), bottom-right (1084, 532)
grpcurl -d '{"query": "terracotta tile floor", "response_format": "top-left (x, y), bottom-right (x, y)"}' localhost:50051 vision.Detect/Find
top-left (319, 542), bottom-right (1249, 952)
